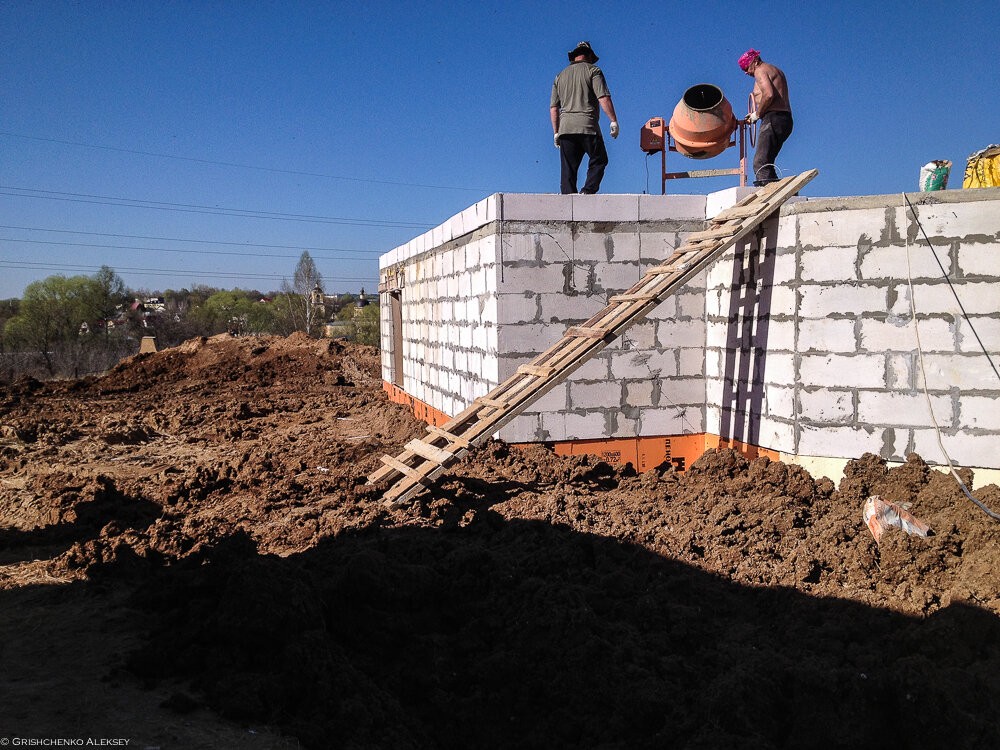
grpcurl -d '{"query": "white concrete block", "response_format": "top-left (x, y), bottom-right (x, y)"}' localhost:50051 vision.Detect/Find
top-left (857, 390), bottom-right (953, 427)
top-left (638, 232), bottom-right (686, 262)
top-left (768, 285), bottom-right (798, 317)
top-left (498, 263), bottom-right (567, 293)
top-left (798, 318), bottom-right (857, 353)
top-left (798, 207), bottom-right (888, 247)
top-left (799, 353), bottom-right (885, 389)
top-left (678, 347), bottom-right (706, 377)
top-left (570, 380), bottom-right (621, 410)
top-left (891, 281), bottom-right (1000, 317)
top-left (958, 395), bottom-right (1000, 432)
top-left (571, 193), bottom-right (640, 222)
top-left (798, 284), bottom-right (889, 318)
top-left (911, 429), bottom-right (997, 470)
top-left (638, 406), bottom-right (699, 435)
top-left (863, 317), bottom-right (956, 353)
top-left (538, 411), bottom-right (567, 441)
top-left (676, 290), bottom-right (707, 319)
top-left (622, 321), bottom-right (656, 350)
top-left (565, 411), bottom-right (609, 440)
top-left (655, 319), bottom-right (705, 349)
top-left (797, 424), bottom-right (883, 459)
top-left (958, 241), bottom-right (1000, 277)
top-left (775, 215), bottom-right (797, 248)
top-left (657, 376), bottom-right (706, 406)
top-left (536, 292), bottom-right (608, 323)
top-left (906, 199), bottom-right (1000, 238)
top-left (800, 246), bottom-right (859, 282)
top-left (860, 245), bottom-right (933, 281)
top-left (499, 414), bottom-right (543, 444)
top-left (706, 187), bottom-right (755, 218)
top-left (639, 193), bottom-right (707, 221)
top-left (763, 383), bottom-right (796, 420)
top-left (497, 322), bottom-right (563, 355)
top-left (611, 349), bottom-right (677, 379)
top-left (564, 231), bottom-right (613, 263)
top-left (625, 380), bottom-right (656, 407)
top-left (799, 387), bottom-right (854, 423)
top-left (957, 317), bottom-right (1000, 353)
top-left (595, 261), bottom-right (643, 292)
top-left (530, 382), bottom-right (570, 412)
top-left (501, 193), bottom-right (574, 221)
top-left (922, 354), bottom-right (1000, 390)
top-left (498, 293), bottom-right (538, 325)
top-left (753, 418), bottom-right (796, 453)
top-left (571, 355), bottom-right (611, 380)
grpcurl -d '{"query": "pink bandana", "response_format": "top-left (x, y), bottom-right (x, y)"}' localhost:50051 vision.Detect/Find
top-left (738, 49), bottom-right (760, 71)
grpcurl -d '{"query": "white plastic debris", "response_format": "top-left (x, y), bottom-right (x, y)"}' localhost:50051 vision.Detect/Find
top-left (863, 495), bottom-right (933, 544)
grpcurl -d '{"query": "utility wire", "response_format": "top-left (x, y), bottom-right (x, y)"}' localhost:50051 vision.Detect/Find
top-left (903, 195), bottom-right (1000, 521)
top-left (0, 224), bottom-right (384, 255)
top-left (0, 186), bottom-right (435, 229)
top-left (1, 236), bottom-right (382, 261)
top-left (0, 130), bottom-right (488, 193)
top-left (0, 259), bottom-right (374, 285)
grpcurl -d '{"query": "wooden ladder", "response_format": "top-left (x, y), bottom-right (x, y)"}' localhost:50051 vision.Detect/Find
top-left (369, 169), bottom-right (818, 506)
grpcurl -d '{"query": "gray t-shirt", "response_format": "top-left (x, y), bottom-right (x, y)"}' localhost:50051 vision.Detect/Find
top-left (550, 61), bottom-right (611, 135)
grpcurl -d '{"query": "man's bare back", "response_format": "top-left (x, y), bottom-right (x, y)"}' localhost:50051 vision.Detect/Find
top-left (751, 60), bottom-right (791, 116)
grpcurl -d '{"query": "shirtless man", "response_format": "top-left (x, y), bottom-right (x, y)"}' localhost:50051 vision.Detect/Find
top-left (739, 49), bottom-right (793, 185)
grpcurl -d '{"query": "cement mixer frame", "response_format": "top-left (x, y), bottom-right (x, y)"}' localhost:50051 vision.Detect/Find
top-left (641, 84), bottom-right (757, 195)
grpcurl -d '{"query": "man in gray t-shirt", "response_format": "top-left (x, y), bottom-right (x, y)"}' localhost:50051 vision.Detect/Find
top-left (550, 41), bottom-right (619, 194)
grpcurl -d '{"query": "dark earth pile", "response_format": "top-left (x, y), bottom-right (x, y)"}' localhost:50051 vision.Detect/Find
top-left (1, 333), bottom-right (998, 748)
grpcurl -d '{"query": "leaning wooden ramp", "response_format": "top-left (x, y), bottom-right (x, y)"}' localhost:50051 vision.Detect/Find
top-left (370, 169), bottom-right (818, 506)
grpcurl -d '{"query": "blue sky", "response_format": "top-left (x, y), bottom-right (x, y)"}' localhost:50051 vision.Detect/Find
top-left (2, 0), bottom-right (998, 299)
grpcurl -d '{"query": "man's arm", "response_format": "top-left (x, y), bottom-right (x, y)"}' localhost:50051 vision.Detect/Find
top-left (550, 106), bottom-right (560, 147)
top-left (598, 96), bottom-right (619, 138)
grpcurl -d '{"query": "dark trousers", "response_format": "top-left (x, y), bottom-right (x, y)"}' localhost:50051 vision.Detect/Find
top-left (559, 133), bottom-right (608, 194)
top-left (753, 111), bottom-right (794, 185)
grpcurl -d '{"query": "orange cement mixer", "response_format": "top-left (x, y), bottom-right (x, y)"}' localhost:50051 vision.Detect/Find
top-left (640, 83), bottom-right (752, 193)
top-left (668, 84), bottom-right (738, 159)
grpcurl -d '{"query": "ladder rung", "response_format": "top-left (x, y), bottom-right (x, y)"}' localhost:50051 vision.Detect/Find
top-left (517, 364), bottom-right (556, 378)
top-left (404, 438), bottom-right (456, 465)
top-left (380, 454), bottom-right (430, 483)
top-left (609, 292), bottom-right (659, 304)
top-left (685, 225), bottom-right (738, 242)
top-left (565, 326), bottom-right (608, 339)
top-left (426, 425), bottom-right (470, 448)
top-left (476, 397), bottom-right (508, 409)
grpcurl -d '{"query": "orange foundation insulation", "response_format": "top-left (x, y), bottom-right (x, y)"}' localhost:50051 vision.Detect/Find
top-left (382, 382), bottom-right (779, 471)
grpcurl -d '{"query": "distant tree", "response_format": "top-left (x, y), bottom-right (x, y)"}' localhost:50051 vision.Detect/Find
top-left (187, 289), bottom-right (270, 336)
top-left (284, 251), bottom-right (323, 336)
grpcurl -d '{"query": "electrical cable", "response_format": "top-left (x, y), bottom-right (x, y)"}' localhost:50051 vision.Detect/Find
top-left (0, 131), bottom-right (488, 193)
top-left (903, 195), bottom-right (1000, 520)
top-left (0, 186), bottom-right (434, 229)
top-left (902, 193), bottom-right (1000, 383)
top-left (0, 224), bottom-right (384, 255)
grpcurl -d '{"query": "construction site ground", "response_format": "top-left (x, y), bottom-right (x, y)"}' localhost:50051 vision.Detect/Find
top-left (1, 333), bottom-right (998, 749)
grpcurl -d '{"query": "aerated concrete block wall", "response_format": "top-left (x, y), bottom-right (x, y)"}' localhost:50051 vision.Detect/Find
top-left (495, 193), bottom-right (706, 443)
top-left (381, 185), bottom-right (1000, 474)
top-left (705, 187), bottom-right (1000, 472)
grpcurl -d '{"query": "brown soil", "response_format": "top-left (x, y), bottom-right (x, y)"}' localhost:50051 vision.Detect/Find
top-left (1, 332), bottom-right (998, 749)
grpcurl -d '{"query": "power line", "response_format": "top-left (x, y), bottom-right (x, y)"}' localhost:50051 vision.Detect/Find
top-left (1, 236), bottom-right (382, 261)
top-left (0, 224), bottom-right (384, 255)
top-left (0, 259), bottom-right (375, 285)
top-left (0, 130), bottom-right (488, 193)
top-left (0, 185), bottom-right (436, 228)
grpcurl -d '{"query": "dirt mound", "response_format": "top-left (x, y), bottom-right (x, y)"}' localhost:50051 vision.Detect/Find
top-left (1, 334), bottom-right (998, 748)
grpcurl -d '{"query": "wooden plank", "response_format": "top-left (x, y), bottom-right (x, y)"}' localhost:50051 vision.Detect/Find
top-left (609, 292), bottom-right (660, 304)
top-left (517, 364), bottom-right (555, 377)
top-left (426, 425), bottom-right (471, 448)
top-left (379, 454), bottom-right (430, 484)
top-left (565, 326), bottom-right (608, 339)
top-left (476, 397), bottom-right (508, 409)
top-left (684, 224), bottom-right (740, 242)
top-left (404, 439), bottom-right (456, 465)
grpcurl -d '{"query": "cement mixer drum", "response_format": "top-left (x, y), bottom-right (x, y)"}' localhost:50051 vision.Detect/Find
top-left (668, 84), bottom-right (739, 159)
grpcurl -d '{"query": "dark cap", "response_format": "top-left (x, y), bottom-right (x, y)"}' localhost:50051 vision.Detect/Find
top-left (568, 41), bottom-right (598, 62)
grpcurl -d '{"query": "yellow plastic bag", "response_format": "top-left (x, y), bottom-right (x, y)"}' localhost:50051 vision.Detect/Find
top-left (963, 144), bottom-right (1000, 188)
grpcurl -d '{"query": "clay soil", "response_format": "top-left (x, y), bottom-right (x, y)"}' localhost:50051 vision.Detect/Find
top-left (1, 333), bottom-right (998, 749)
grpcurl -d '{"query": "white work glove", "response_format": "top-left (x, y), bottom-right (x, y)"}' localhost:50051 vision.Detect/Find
top-left (609, 121), bottom-right (619, 139)
top-left (746, 111), bottom-right (759, 124)
top-left (554, 133), bottom-right (560, 148)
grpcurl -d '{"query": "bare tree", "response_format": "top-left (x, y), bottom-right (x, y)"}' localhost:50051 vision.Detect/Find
top-left (286, 251), bottom-right (324, 335)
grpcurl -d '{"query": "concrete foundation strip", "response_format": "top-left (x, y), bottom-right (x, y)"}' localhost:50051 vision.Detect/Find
top-left (370, 169), bottom-right (818, 505)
